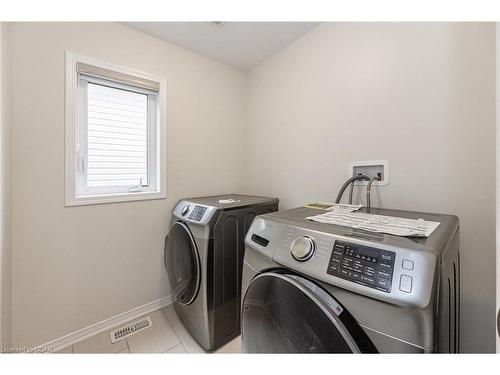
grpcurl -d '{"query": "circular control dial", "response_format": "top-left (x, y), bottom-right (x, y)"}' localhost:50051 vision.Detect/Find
top-left (290, 236), bottom-right (316, 261)
top-left (181, 204), bottom-right (190, 216)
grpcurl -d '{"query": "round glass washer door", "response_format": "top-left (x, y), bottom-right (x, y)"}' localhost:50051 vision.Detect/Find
top-left (164, 222), bottom-right (201, 305)
top-left (241, 271), bottom-right (378, 353)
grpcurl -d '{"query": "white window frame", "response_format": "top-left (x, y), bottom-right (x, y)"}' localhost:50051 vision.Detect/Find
top-left (65, 51), bottom-right (167, 206)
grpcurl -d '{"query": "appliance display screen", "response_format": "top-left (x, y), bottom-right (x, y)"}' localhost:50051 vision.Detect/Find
top-left (188, 205), bottom-right (207, 221)
top-left (327, 241), bottom-right (395, 293)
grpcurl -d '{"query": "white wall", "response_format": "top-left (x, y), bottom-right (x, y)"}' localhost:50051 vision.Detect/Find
top-left (0, 22), bottom-right (12, 348)
top-left (244, 23), bottom-right (496, 353)
top-left (10, 22), bottom-right (246, 346)
top-left (496, 23), bottom-right (499, 354)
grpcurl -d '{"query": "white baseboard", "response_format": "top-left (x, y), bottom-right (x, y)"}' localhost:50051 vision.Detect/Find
top-left (39, 295), bottom-right (174, 352)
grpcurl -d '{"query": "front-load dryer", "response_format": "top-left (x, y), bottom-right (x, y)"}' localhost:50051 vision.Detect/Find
top-left (164, 194), bottom-right (278, 351)
top-left (241, 206), bottom-right (460, 353)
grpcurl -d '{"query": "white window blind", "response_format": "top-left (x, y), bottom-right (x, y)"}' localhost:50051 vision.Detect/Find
top-left (86, 82), bottom-right (148, 188)
top-left (76, 62), bottom-right (160, 91)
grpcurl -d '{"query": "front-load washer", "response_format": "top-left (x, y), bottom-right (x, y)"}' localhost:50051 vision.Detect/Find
top-left (241, 206), bottom-right (460, 353)
top-left (164, 194), bottom-right (278, 351)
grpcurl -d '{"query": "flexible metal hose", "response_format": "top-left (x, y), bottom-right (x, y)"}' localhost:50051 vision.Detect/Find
top-left (348, 182), bottom-right (355, 204)
top-left (335, 175), bottom-right (370, 204)
top-left (366, 176), bottom-right (381, 211)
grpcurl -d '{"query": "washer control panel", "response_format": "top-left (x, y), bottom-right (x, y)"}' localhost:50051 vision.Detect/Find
top-left (327, 241), bottom-right (395, 293)
top-left (172, 201), bottom-right (217, 225)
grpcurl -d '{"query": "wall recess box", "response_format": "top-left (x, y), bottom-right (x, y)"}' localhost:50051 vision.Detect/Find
top-left (348, 160), bottom-right (389, 186)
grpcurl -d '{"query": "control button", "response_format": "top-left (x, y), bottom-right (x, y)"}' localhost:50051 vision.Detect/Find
top-left (181, 204), bottom-right (190, 216)
top-left (361, 275), bottom-right (375, 284)
top-left (341, 264), bottom-right (354, 272)
top-left (399, 275), bottom-right (413, 293)
top-left (377, 270), bottom-right (391, 278)
top-left (351, 272), bottom-right (361, 280)
top-left (381, 253), bottom-right (393, 262)
top-left (329, 265), bottom-right (339, 273)
top-left (379, 262), bottom-right (392, 270)
top-left (377, 277), bottom-right (391, 289)
top-left (290, 236), bottom-right (316, 261)
top-left (340, 269), bottom-right (350, 277)
top-left (353, 264), bottom-right (363, 273)
top-left (402, 259), bottom-right (414, 270)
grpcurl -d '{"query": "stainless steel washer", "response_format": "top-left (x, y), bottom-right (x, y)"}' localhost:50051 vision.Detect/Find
top-left (164, 194), bottom-right (278, 351)
top-left (241, 206), bottom-right (460, 353)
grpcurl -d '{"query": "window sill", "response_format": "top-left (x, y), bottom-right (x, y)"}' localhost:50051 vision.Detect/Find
top-left (65, 190), bottom-right (167, 207)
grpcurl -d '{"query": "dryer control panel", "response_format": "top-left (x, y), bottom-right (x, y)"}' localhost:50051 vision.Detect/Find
top-left (245, 216), bottom-right (438, 308)
top-left (327, 241), bottom-right (395, 293)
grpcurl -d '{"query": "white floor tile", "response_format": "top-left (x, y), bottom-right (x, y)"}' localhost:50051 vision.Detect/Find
top-left (63, 306), bottom-right (242, 355)
top-left (73, 330), bottom-right (127, 354)
top-left (163, 344), bottom-right (187, 354)
top-left (162, 305), bottom-right (205, 354)
top-left (127, 310), bottom-right (180, 353)
top-left (215, 336), bottom-right (242, 354)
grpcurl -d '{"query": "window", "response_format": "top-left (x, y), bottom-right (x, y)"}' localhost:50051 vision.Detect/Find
top-left (65, 52), bottom-right (166, 206)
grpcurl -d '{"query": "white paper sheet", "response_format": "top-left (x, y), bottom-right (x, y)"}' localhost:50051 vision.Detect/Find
top-left (218, 198), bottom-right (241, 204)
top-left (326, 203), bottom-right (364, 213)
top-left (304, 202), bottom-right (363, 212)
top-left (305, 210), bottom-right (440, 237)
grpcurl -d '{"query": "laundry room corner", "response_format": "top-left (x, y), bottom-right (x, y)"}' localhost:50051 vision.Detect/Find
top-left (243, 22), bottom-right (496, 353)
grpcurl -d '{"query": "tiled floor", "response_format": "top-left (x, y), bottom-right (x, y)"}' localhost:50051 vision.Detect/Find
top-left (55, 305), bottom-right (241, 354)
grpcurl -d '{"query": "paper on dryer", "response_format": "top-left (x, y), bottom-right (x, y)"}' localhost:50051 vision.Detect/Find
top-left (305, 210), bottom-right (440, 237)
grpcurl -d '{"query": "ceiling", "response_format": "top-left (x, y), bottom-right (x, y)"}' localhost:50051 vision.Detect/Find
top-left (122, 22), bottom-right (320, 71)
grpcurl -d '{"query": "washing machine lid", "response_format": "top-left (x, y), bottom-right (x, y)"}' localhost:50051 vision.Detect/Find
top-left (164, 222), bottom-right (201, 305)
top-left (241, 271), bottom-right (378, 353)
